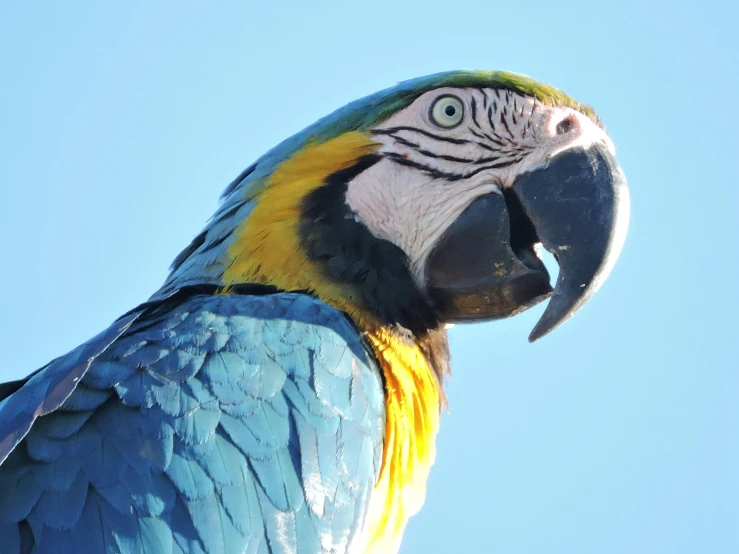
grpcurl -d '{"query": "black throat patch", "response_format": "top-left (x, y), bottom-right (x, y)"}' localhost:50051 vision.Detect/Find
top-left (299, 155), bottom-right (447, 341)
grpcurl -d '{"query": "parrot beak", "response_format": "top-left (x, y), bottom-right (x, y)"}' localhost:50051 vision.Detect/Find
top-left (426, 142), bottom-right (629, 341)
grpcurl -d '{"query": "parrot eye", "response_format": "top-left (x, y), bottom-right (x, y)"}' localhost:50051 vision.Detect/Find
top-left (429, 95), bottom-right (464, 128)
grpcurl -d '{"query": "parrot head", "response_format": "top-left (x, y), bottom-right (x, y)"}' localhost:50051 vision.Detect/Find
top-left (160, 70), bottom-right (629, 344)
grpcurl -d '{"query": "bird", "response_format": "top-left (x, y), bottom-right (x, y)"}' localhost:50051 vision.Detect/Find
top-left (0, 70), bottom-right (629, 554)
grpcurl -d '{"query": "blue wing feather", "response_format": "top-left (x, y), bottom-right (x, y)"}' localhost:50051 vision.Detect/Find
top-left (0, 293), bottom-right (384, 553)
top-left (0, 311), bottom-right (139, 466)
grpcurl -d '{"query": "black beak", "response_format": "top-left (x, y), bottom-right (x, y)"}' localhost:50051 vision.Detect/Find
top-left (426, 142), bottom-right (629, 341)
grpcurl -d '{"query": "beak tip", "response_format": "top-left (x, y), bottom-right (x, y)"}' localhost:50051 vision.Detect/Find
top-left (527, 318), bottom-right (557, 343)
top-left (527, 289), bottom-right (586, 342)
top-left (527, 328), bottom-right (544, 343)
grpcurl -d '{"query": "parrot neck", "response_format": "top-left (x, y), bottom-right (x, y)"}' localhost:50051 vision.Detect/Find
top-left (220, 131), bottom-right (449, 551)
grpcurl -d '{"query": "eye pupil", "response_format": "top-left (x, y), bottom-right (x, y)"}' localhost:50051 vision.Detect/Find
top-left (444, 105), bottom-right (456, 116)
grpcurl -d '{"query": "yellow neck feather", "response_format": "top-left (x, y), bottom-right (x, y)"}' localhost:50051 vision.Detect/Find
top-left (362, 328), bottom-right (440, 554)
top-left (222, 132), bottom-right (441, 553)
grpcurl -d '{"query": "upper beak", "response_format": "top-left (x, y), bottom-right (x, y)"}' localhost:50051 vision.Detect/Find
top-left (513, 142), bottom-right (630, 341)
top-left (425, 141), bottom-right (629, 341)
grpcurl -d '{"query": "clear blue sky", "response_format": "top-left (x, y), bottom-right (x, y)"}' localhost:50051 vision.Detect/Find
top-left (1, 1), bottom-right (736, 553)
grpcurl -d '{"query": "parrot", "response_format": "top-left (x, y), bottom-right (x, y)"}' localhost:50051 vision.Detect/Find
top-left (0, 71), bottom-right (629, 554)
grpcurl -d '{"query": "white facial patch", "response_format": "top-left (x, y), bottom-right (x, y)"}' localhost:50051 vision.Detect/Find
top-left (345, 158), bottom-right (501, 282)
top-left (345, 86), bottom-right (613, 287)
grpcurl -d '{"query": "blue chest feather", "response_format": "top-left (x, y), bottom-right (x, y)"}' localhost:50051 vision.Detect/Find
top-left (0, 293), bottom-right (385, 554)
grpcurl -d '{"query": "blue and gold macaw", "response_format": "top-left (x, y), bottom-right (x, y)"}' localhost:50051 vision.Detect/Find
top-left (0, 71), bottom-right (629, 554)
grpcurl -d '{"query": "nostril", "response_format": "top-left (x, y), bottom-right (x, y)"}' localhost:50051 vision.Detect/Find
top-left (555, 117), bottom-right (574, 135)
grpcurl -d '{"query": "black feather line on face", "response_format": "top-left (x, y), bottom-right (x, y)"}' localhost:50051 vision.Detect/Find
top-left (383, 151), bottom-right (518, 181)
top-left (470, 96), bottom-right (481, 129)
top-left (373, 126), bottom-right (470, 145)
